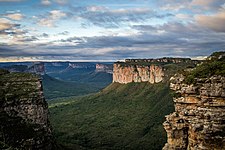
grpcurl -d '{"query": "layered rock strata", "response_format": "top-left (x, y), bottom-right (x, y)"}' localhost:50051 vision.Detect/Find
top-left (113, 63), bottom-right (164, 84)
top-left (0, 69), bottom-right (54, 149)
top-left (163, 74), bottom-right (225, 150)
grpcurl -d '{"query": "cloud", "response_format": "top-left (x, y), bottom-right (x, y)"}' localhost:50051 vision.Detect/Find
top-left (50, 10), bottom-right (67, 19)
top-left (41, 0), bottom-right (51, 6)
top-left (159, 0), bottom-right (224, 12)
top-left (196, 10), bottom-right (225, 32)
top-left (37, 10), bottom-right (67, 27)
top-left (41, 33), bottom-right (49, 38)
top-left (191, 0), bottom-right (224, 10)
top-left (1, 0), bottom-right (225, 61)
top-left (54, 0), bottom-right (68, 5)
top-left (0, 0), bottom-right (24, 2)
top-left (158, 0), bottom-right (190, 11)
top-left (4, 13), bottom-right (24, 20)
top-left (17, 36), bottom-right (39, 42)
top-left (36, 21), bottom-right (222, 59)
top-left (0, 18), bottom-right (20, 32)
top-left (0, 45), bottom-right (25, 57)
top-left (58, 31), bottom-right (69, 35)
top-left (71, 6), bottom-right (173, 28)
top-left (2, 20), bottom-right (224, 60)
top-left (0, 18), bottom-right (36, 43)
top-left (40, 0), bottom-right (69, 6)
top-left (175, 14), bottom-right (193, 20)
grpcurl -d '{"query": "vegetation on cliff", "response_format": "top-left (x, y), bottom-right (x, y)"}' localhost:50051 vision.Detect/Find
top-left (184, 51), bottom-right (225, 84)
top-left (49, 82), bottom-right (174, 150)
top-left (163, 54), bottom-right (225, 149)
top-left (0, 70), bottom-right (55, 149)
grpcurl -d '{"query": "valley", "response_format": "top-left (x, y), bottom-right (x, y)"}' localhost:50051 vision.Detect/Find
top-left (0, 62), bottom-right (113, 99)
top-left (1, 0), bottom-right (225, 149)
top-left (49, 82), bottom-right (174, 150)
top-left (1, 52), bottom-right (225, 150)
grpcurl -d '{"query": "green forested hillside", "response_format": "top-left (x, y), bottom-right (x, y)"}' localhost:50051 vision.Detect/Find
top-left (49, 82), bottom-right (174, 150)
top-left (42, 74), bottom-right (100, 99)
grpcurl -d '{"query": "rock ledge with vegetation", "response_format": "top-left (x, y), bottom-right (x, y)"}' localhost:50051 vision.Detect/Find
top-left (163, 52), bottom-right (225, 150)
top-left (0, 69), bottom-right (54, 149)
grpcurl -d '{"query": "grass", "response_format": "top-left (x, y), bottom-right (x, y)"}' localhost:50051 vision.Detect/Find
top-left (49, 82), bottom-right (174, 150)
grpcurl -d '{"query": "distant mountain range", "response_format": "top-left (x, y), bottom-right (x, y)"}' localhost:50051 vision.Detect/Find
top-left (0, 62), bottom-right (113, 99)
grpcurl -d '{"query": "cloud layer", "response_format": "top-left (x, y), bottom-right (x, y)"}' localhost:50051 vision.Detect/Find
top-left (0, 0), bottom-right (225, 61)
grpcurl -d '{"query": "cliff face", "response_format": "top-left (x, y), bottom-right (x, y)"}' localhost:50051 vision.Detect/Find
top-left (113, 63), bottom-right (164, 84)
top-left (163, 74), bottom-right (225, 150)
top-left (0, 69), bottom-right (54, 149)
top-left (27, 62), bottom-right (46, 75)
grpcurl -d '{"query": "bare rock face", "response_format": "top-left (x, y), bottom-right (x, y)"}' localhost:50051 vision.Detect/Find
top-left (27, 62), bottom-right (46, 75)
top-left (113, 63), bottom-right (164, 84)
top-left (0, 69), bottom-right (54, 149)
top-left (163, 74), bottom-right (225, 150)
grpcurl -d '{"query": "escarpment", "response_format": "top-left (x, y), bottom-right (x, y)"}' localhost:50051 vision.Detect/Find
top-left (0, 69), bottom-right (54, 149)
top-left (113, 58), bottom-right (200, 84)
top-left (113, 63), bottom-right (164, 84)
top-left (163, 74), bottom-right (225, 150)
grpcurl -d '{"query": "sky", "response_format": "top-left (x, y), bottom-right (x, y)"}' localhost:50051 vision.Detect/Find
top-left (0, 0), bottom-right (225, 62)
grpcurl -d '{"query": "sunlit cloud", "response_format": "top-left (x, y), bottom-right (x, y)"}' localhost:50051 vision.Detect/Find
top-left (196, 10), bottom-right (225, 32)
top-left (37, 10), bottom-right (67, 27)
top-left (41, 0), bottom-right (51, 6)
top-left (4, 13), bottom-right (24, 20)
top-left (0, 18), bottom-right (20, 32)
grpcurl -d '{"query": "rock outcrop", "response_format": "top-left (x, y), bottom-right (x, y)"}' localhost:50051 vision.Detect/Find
top-left (95, 64), bottom-right (113, 74)
top-left (27, 62), bottom-right (46, 75)
top-left (113, 63), bottom-right (164, 84)
top-left (163, 74), bottom-right (225, 150)
top-left (0, 69), bottom-right (54, 149)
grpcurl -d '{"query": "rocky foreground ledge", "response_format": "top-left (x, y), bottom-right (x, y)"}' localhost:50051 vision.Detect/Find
top-left (0, 69), bottom-right (54, 149)
top-left (163, 74), bottom-right (225, 150)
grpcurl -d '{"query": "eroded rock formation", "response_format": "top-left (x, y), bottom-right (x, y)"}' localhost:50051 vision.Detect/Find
top-left (113, 63), bottom-right (164, 84)
top-left (163, 74), bottom-right (225, 150)
top-left (27, 62), bottom-right (46, 75)
top-left (0, 69), bottom-right (54, 149)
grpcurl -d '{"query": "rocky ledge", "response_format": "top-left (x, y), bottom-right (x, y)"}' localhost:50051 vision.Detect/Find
top-left (163, 74), bottom-right (225, 150)
top-left (0, 69), bottom-right (54, 149)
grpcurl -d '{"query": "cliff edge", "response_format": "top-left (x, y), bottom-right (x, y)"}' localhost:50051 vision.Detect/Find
top-left (0, 69), bottom-right (54, 149)
top-left (113, 58), bottom-right (199, 84)
top-left (163, 52), bottom-right (225, 150)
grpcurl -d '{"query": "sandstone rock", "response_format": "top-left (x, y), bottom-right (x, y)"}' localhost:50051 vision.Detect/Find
top-left (163, 75), bottom-right (225, 150)
top-left (113, 63), bottom-right (164, 84)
